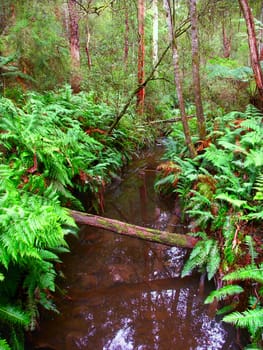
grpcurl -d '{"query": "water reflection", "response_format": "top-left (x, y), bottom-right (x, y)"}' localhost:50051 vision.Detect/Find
top-left (29, 147), bottom-right (238, 350)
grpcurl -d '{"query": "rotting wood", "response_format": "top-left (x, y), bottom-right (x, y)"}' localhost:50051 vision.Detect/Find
top-left (70, 210), bottom-right (198, 249)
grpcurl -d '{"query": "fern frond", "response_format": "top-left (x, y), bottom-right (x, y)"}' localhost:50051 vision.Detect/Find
top-left (206, 241), bottom-right (221, 280)
top-left (245, 236), bottom-right (258, 264)
top-left (0, 305), bottom-right (30, 327)
top-left (223, 308), bottom-right (263, 330)
top-left (223, 264), bottom-right (263, 284)
top-left (181, 239), bottom-right (219, 279)
top-left (205, 285), bottom-right (244, 304)
top-left (244, 148), bottom-right (263, 168)
top-left (0, 339), bottom-right (11, 350)
top-left (216, 193), bottom-right (247, 208)
top-left (244, 104), bottom-right (263, 119)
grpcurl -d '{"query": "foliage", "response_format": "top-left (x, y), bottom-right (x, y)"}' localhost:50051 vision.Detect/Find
top-left (0, 86), bottom-right (148, 348)
top-left (157, 104), bottom-right (263, 348)
top-left (181, 235), bottom-right (220, 280)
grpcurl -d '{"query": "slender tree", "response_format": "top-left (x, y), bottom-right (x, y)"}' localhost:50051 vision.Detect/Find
top-left (152, 0), bottom-right (159, 67)
top-left (68, 0), bottom-right (81, 93)
top-left (124, 2), bottom-right (129, 65)
top-left (189, 0), bottom-right (206, 140)
top-left (163, 0), bottom-right (196, 158)
top-left (222, 19), bottom-right (231, 58)
top-left (137, 0), bottom-right (146, 114)
top-left (238, 0), bottom-right (263, 98)
top-left (85, 24), bottom-right (92, 69)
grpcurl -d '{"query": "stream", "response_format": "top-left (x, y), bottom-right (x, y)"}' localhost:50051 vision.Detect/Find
top-left (28, 144), bottom-right (240, 350)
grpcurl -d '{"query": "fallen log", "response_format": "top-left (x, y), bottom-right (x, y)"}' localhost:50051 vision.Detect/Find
top-left (70, 210), bottom-right (198, 249)
top-left (148, 115), bottom-right (194, 124)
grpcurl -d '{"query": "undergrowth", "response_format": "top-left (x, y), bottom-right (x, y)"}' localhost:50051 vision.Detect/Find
top-left (155, 104), bottom-right (263, 349)
top-left (0, 85), bottom-right (152, 349)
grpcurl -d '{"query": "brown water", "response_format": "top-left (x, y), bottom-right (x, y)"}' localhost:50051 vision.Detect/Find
top-left (28, 145), bottom-right (239, 350)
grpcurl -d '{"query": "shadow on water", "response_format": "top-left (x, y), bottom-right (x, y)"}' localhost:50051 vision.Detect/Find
top-left (28, 144), bottom-right (241, 350)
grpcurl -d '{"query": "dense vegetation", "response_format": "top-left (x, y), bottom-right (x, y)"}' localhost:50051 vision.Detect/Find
top-left (0, 87), bottom-right (155, 349)
top-left (155, 104), bottom-right (263, 348)
top-left (0, 0), bottom-right (263, 349)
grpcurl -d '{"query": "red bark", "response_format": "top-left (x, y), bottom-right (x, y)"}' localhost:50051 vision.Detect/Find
top-left (239, 0), bottom-right (263, 96)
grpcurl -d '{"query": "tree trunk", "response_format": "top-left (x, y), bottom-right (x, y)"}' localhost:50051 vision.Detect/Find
top-left (258, 3), bottom-right (263, 61)
top-left (152, 0), bottom-right (159, 67)
top-left (107, 17), bottom-right (191, 134)
top-left (163, 0), bottom-right (197, 158)
top-left (85, 24), bottom-right (92, 70)
top-left (68, 0), bottom-right (81, 93)
top-left (137, 0), bottom-right (146, 115)
top-left (238, 0), bottom-right (263, 97)
top-left (189, 0), bottom-right (206, 140)
top-left (124, 3), bottom-right (129, 65)
top-left (222, 20), bottom-right (231, 58)
top-left (70, 210), bottom-right (198, 249)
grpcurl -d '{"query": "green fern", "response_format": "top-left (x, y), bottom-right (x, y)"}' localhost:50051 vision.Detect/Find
top-left (0, 305), bottom-right (30, 327)
top-left (216, 193), bottom-right (248, 208)
top-left (223, 264), bottom-right (263, 284)
top-left (181, 238), bottom-right (220, 280)
top-left (223, 309), bottom-right (263, 332)
top-left (205, 285), bottom-right (244, 304)
top-left (0, 339), bottom-right (11, 350)
top-left (245, 236), bottom-right (258, 264)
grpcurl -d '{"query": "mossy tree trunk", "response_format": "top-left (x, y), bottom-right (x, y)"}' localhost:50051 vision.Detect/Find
top-left (70, 210), bottom-right (198, 249)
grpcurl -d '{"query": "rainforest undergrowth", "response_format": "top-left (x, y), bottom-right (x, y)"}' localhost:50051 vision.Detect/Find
top-left (0, 86), bottom-right (154, 349)
top-left (155, 104), bottom-right (263, 349)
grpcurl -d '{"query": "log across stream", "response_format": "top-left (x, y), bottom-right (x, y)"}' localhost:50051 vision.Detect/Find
top-left (28, 145), bottom-right (240, 350)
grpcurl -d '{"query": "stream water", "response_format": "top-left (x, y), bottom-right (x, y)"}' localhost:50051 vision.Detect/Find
top-left (28, 144), bottom-right (240, 350)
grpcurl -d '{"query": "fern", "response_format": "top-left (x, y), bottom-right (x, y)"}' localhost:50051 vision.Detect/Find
top-left (223, 309), bottom-right (263, 331)
top-left (0, 305), bottom-right (30, 327)
top-left (181, 238), bottom-right (220, 280)
top-left (0, 339), bottom-right (11, 350)
top-left (245, 236), bottom-right (258, 264)
top-left (216, 193), bottom-right (248, 208)
top-left (253, 174), bottom-right (263, 200)
top-left (223, 264), bottom-right (263, 284)
top-left (205, 285), bottom-right (244, 304)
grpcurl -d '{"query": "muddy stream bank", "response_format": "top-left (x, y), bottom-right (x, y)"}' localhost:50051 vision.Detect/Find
top-left (28, 144), bottom-right (240, 350)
